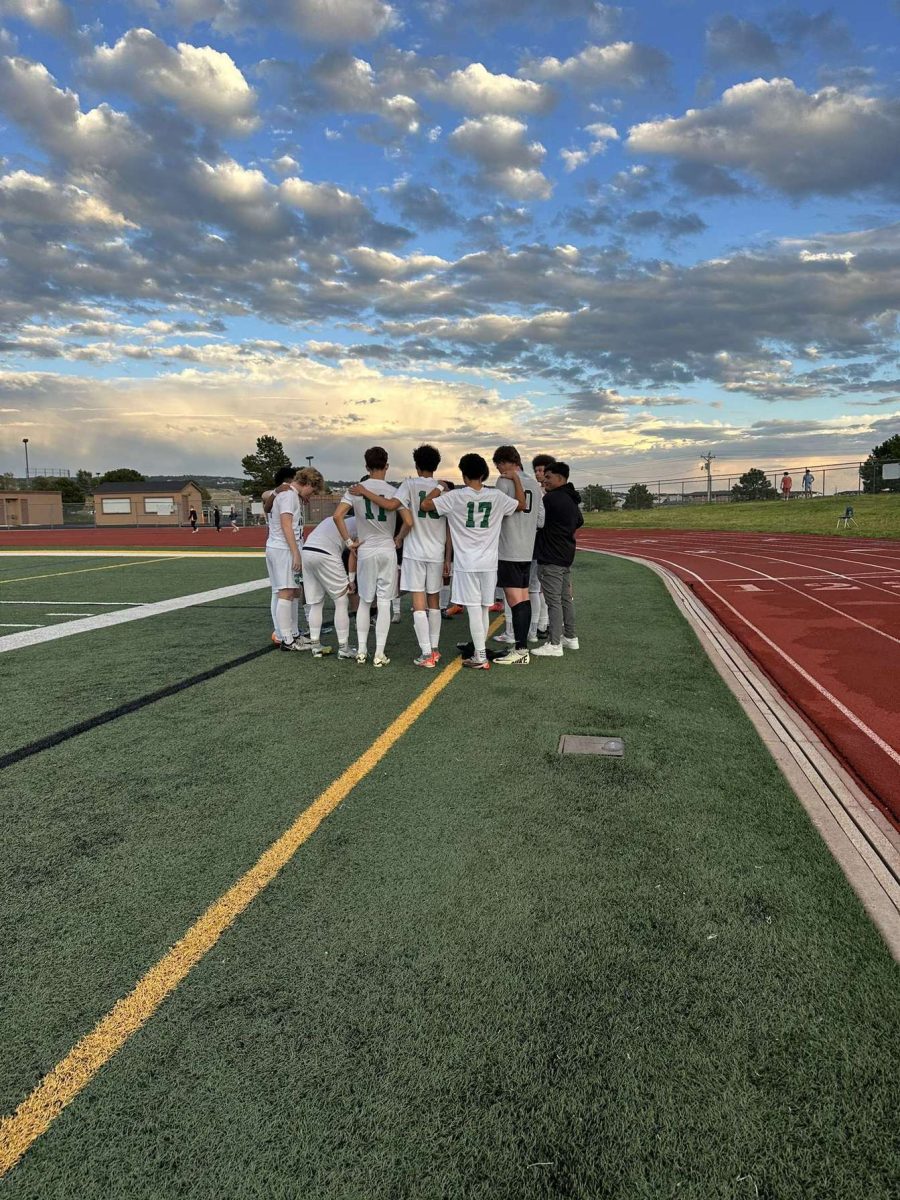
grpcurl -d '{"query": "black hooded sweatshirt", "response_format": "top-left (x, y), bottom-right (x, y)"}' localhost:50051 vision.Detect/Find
top-left (535, 483), bottom-right (584, 566)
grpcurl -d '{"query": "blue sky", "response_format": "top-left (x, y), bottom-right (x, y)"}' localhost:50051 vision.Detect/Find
top-left (0, 0), bottom-right (898, 484)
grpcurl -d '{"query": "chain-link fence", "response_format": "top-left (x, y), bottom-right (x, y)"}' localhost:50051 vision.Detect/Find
top-left (585, 458), bottom-right (900, 509)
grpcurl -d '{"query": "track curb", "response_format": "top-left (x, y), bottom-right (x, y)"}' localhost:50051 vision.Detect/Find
top-left (582, 547), bottom-right (900, 962)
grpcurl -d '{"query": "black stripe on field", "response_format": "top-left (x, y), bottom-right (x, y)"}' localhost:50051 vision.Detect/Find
top-left (0, 644), bottom-right (274, 770)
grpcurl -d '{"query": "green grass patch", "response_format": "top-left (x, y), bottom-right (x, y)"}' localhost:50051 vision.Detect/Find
top-left (2, 555), bottom-right (898, 1198)
top-left (582, 492), bottom-right (900, 538)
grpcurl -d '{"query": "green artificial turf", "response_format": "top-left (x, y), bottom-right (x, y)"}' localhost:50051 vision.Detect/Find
top-left (582, 492), bottom-right (900, 538)
top-left (2, 554), bottom-right (898, 1199)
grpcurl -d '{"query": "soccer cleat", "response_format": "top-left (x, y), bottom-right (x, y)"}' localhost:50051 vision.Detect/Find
top-left (373, 653), bottom-right (390, 668)
top-left (311, 643), bottom-right (333, 658)
top-left (413, 652), bottom-right (437, 668)
top-left (431, 650), bottom-right (441, 662)
top-left (493, 647), bottom-right (530, 666)
top-left (271, 632), bottom-right (281, 644)
top-left (531, 642), bottom-right (563, 657)
top-left (356, 651), bottom-right (368, 664)
top-left (443, 604), bottom-right (463, 618)
top-left (462, 655), bottom-right (490, 670)
top-left (493, 631), bottom-right (516, 644)
top-left (562, 636), bottom-right (580, 650)
top-left (337, 645), bottom-right (356, 660)
top-left (488, 602), bottom-right (504, 613)
top-left (278, 638), bottom-right (307, 652)
top-left (391, 613), bottom-right (401, 624)
top-left (456, 640), bottom-right (475, 656)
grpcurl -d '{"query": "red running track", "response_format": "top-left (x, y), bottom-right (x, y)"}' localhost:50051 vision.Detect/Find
top-left (579, 529), bottom-right (900, 829)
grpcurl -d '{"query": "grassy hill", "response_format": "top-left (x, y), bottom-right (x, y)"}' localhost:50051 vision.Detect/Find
top-left (581, 493), bottom-right (900, 539)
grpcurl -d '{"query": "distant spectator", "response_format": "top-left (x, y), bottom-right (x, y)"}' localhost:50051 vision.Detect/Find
top-left (189, 506), bottom-right (198, 533)
top-left (213, 505), bottom-right (221, 531)
top-left (228, 505), bottom-right (236, 521)
top-left (781, 472), bottom-right (792, 501)
top-left (801, 468), bottom-right (815, 498)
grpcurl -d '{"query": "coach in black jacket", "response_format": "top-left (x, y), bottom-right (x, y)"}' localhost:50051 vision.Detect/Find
top-left (532, 461), bottom-right (584, 657)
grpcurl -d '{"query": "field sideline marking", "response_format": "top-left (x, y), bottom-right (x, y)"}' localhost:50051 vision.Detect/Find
top-left (0, 550), bottom-right (264, 560)
top-left (0, 559), bottom-right (179, 587)
top-left (0, 639), bottom-right (482, 1178)
top-left (0, 578), bottom-right (270, 654)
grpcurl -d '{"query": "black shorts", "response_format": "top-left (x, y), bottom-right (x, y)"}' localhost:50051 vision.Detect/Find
top-left (497, 559), bottom-right (531, 589)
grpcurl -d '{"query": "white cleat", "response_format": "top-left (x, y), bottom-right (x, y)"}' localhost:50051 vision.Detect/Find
top-left (373, 653), bottom-right (391, 668)
top-left (356, 651), bottom-right (368, 665)
top-left (337, 646), bottom-right (356, 660)
top-left (311, 643), bottom-right (333, 658)
top-left (493, 631), bottom-right (516, 644)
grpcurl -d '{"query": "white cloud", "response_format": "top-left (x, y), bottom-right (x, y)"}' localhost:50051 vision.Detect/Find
top-left (561, 120), bottom-right (618, 170)
top-left (85, 29), bottom-right (259, 134)
top-left (0, 0), bottom-right (70, 34)
top-left (171, 0), bottom-right (398, 42)
top-left (0, 170), bottom-right (136, 227)
top-left (449, 114), bottom-right (552, 199)
top-left (435, 63), bottom-right (553, 115)
top-left (524, 41), bottom-right (669, 90)
top-left (627, 78), bottom-right (900, 196)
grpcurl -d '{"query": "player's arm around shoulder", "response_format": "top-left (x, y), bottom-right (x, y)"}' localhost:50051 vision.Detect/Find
top-left (419, 481), bottom-right (448, 513)
top-left (497, 466), bottom-right (527, 510)
top-left (347, 482), bottom-right (402, 511)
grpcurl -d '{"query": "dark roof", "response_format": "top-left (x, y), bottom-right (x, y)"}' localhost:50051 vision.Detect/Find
top-left (92, 478), bottom-right (200, 494)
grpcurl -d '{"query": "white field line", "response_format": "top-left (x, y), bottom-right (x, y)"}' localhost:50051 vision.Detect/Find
top-left (0, 578), bottom-right (270, 654)
top-left (580, 547), bottom-right (900, 769)
top-left (0, 550), bottom-right (264, 559)
top-left (0, 600), bottom-right (146, 606)
top-left (47, 612), bottom-right (92, 617)
top-left (0, 623), bottom-right (43, 628)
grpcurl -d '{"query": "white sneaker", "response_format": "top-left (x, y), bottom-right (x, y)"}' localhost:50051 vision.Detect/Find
top-left (373, 653), bottom-right (391, 668)
top-left (493, 631), bottom-right (516, 644)
top-left (337, 646), bottom-right (356, 659)
top-left (531, 642), bottom-right (563, 657)
top-left (562, 636), bottom-right (580, 650)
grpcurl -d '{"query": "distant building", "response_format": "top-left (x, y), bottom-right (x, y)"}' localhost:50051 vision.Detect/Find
top-left (92, 478), bottom-right (203, 526)
top-left (0, 490), bottom-right (63, 526)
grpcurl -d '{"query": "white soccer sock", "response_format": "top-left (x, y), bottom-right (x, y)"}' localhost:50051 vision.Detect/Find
top-left (304, 602), bottom-right (310, 626)
top-left (538, 592), bottom-right (549, 631)
top-left (503, 598), bottom-right (513, 637)
top-left (270, 592), bottom-right (279, 634)
top-left (290, 598), bottom-right (300, 638)
top-left (334, 593), bottom-right (350, 647)
top-left (356, 600), bottom-right (371, 655)
top-left (467, 605), bottom-right (487, 658)
top-left (413, 610), bottom-right (431, 655)
top-left (375, 602), bottom-right (391, 656)
top-left (483, 605), bottom-right (491, 640)
top-left (308, 599), bottom-right (324, 644)
top-left (392, 595), bottom-right (401, 617)
top-left (528, 587), bottom-right (540, 635)
top-left (439, 584), bottom-right (451, 608)
top-left (428, 605), bottom-right (442, 650)
top-left (276, 598), bottom-right (294, 643)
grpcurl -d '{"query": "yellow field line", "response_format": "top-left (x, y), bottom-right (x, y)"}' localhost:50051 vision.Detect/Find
top-left (0, 629), bottom-right (496, 1178)
top-left (0, 559), bottom-right (179, 586)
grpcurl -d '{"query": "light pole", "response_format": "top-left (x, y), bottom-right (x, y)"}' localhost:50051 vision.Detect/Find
top-left (700, 452), bottom-right (715, 503)
top-left (22, 438), bottom-right (29, 482)
top-left (305, 455), bottom-right (314, 468)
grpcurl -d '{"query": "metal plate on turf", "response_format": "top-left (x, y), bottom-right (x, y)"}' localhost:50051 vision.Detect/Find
top-left (558, 735), bottom-right (624, 757)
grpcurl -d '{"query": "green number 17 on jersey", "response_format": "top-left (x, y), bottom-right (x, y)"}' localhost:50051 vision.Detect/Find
top-left (465, 500), bottom-right (492, 528)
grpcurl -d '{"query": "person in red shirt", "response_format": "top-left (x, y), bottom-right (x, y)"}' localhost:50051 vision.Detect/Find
top-left (781, 472), bottom-right (793, 501)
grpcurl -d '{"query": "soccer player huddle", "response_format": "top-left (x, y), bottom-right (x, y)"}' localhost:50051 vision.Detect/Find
top-left (264, 444), bottom-right (584, 671)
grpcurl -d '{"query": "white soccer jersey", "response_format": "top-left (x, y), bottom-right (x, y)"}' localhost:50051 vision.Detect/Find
top-left (305, 514), bottom-right (357, 556)
top-left (394, 477), bottom-right (447, 562)
top-left (266, 488), bottom-right (302, 551)
top-left (341, 478), bottom-right (399, 544)
top-left (432, 485), bottom-right (519, 572)
top-left (496, 472), bottom-right (543, 562)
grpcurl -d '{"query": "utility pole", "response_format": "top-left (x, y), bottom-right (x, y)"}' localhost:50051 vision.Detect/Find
top-left (22, 438), bottom-right (29, 481)
top-left (700, 452), bottom-right (715, 503)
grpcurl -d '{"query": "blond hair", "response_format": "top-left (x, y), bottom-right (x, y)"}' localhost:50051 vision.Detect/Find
top-left (294, 466), bottom-right (326, 494)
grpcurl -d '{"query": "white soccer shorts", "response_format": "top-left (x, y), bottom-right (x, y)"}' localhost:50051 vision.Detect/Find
top-left (451, 569), bottom-right (497, 607)
top-left (266, 545), bottom-right (296, 592)
top-left (301, 549), bottom-right (349, 604)
top-left (400, 557), bottom-right (443, 595)
top-left (356, 542), bottom-right (398, 604)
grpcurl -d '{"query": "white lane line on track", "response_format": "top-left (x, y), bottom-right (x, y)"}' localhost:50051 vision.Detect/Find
top-left (590, 540), bottom-right (900, 647)
top-left (697, 550), bottom-right (900, 602)
top-left (581, 547), bottom-right (900, 768)
top-left (0, 578), bottom-right (270, 654)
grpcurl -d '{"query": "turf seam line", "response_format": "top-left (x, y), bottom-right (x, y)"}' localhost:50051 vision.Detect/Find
top-left (0, 558), bottom-right (179, 587)
top-left (0, 646), bottom-right (275, 770)
top-left (0, 634), bottom-right (485, 1179)
top-left (0, 578), bottom-right (271, 654)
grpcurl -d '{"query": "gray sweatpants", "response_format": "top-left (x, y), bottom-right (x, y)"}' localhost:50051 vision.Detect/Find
top-left (537, 563), bottom-right (575, 645)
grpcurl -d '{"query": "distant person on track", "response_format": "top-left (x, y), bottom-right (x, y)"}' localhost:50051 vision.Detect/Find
top-left (781, 472), bottom-right (793, 501)
top-left (532, 462), bottom-right (583, 659)
top-left (213, 506), bottom-right (221, 532)
top-left (189, 506), bottom-right (198, 534)
top-left (802, 468), bottom-right (815, 498)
